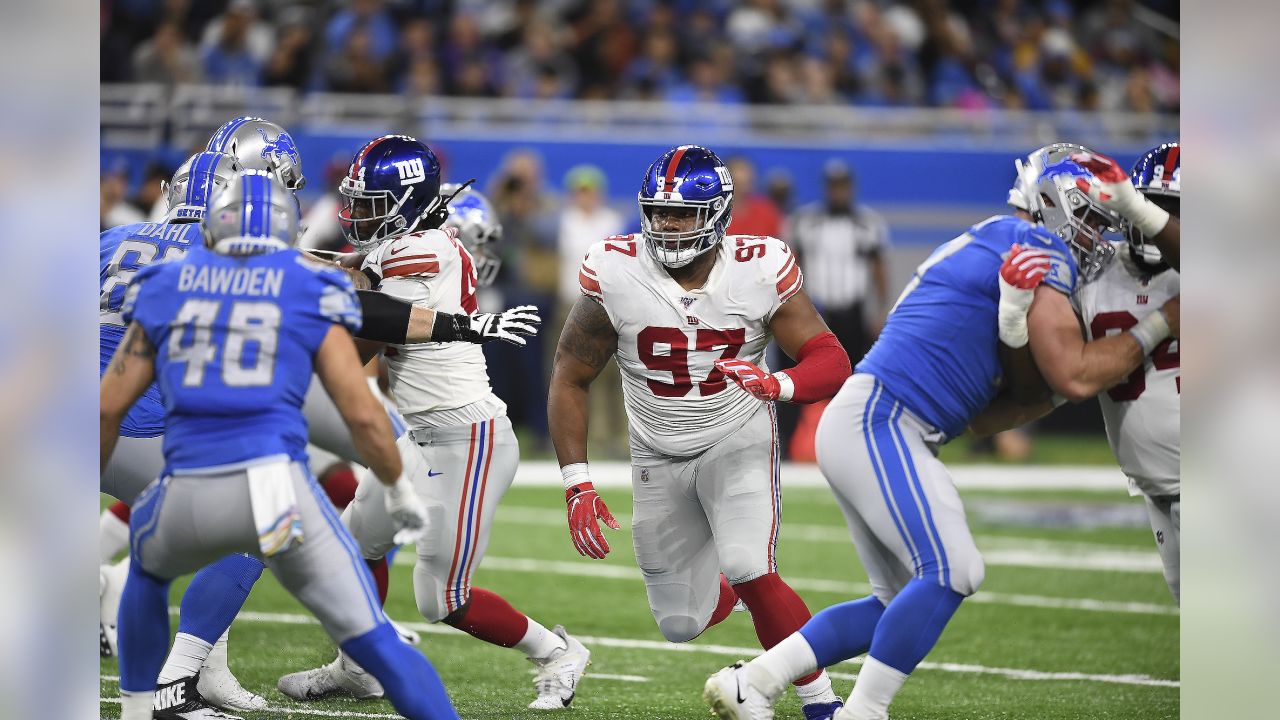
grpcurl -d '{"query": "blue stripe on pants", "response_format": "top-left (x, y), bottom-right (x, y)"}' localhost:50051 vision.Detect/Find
top-left (862, 381), bottom-right (921, 573)
top-left (889, 405), bottom-right (950, 588)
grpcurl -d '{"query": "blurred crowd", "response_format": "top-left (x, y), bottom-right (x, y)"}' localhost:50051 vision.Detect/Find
top-left (103, 0), bottom-right (1179, 113)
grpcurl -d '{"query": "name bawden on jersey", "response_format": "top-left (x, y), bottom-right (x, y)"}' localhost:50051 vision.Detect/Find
top-left (176, 263), bottom-right (284, 298)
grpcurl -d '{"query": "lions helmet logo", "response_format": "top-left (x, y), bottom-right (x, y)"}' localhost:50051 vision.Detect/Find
top-left (257, 127), bottom-right (300, 167)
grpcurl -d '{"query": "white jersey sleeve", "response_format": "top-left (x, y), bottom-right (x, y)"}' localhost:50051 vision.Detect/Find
top-left (1076, 243), bottom-right (1180, 496)
top-left (590, 234), bottom-right (795, 458)
top-left (363, 229), bottom-right (504, 424)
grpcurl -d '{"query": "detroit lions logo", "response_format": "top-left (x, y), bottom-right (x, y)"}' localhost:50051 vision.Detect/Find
top-left (257, 127), bottom-right (300, 166)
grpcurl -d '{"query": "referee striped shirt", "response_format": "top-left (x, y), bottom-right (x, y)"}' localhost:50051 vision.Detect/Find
top-left (787, 202), bottom-right (889, 310)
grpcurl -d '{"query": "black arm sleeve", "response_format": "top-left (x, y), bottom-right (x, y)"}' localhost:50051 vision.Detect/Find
top-left (355, 290), bottom-right (411, 344)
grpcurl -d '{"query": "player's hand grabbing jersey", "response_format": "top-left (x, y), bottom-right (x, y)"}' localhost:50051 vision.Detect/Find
top-left (1074, 243), bottom-right (1180, 494)
top-left (362, 227), bottom-right (504, 422)
top-left (579, 233), bottom-right (802, 458)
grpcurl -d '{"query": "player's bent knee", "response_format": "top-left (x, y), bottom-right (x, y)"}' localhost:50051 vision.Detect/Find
top-left (657, 614), bottom-right (704, 644)
top-left (415, 591), bottom-right (452, 623)
top-left (948, 557), bottom-right (986, 597)
top-left (718, 544), bottom-right (767, 584)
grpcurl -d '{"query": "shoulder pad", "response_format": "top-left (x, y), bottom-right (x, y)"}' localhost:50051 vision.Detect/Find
top-left (380, 231), bottom-right (445, 279)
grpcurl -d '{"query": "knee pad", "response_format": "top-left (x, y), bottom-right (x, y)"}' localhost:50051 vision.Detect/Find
top-left (948, 556), bottom-right (985, 597)
top-left (413, 568), bottom-right (454, 623)
top-left (657, 614), bottom-right (703, 644)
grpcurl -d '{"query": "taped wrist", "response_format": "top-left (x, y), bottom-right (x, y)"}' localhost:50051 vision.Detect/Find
top-left (997, 282), bottom-right (1034, 349)
top-left (784, 332), bottom-right (852, 404)
top-left (355, 290), bottom-right (411, 344)
top-left (561, 463), bottom-right (590, 492)
top-left (1130, 197), bottom-right (1171, 238)
top-left (1128, 309), bottom-right (1171, 355)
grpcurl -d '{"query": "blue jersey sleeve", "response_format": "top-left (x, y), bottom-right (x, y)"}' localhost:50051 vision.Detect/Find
top-left (315, 268), bottom-right (362, 335)
top-left (120, 262), bottom-right (172, 339)
top-left (1022, 224), bottom-right (1078, 295)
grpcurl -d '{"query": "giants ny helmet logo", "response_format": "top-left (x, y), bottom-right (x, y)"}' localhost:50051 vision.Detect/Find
top-left (395, 158), bottom-right (428, 186)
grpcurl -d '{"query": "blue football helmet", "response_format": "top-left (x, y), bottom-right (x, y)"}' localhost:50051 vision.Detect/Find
top-left (206, 116), bottom-right (306, 191)
top-left (638, 145), bottom-right (734, 268)
top-left (1126, 141), bottom-right (1179, 267)
top-left (441, 183), bottom-right (502, 287)
top-left (162, 151), bottom-right (241, 223)
top-left (203, 170), bottom-right (300, 255)
top-left (1028, 156), bottom-right (1121, 283)
top-left (338, 135), bottom-right (443, 251)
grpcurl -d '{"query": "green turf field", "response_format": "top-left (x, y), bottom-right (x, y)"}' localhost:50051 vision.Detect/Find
top-left (100, 476), bottom-right (1178, 719)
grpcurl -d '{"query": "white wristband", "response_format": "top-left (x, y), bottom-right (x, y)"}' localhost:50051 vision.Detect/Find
top-left (1129, 196), bottom-right (1171, 238)
top-left (996, 278), bottom-right (1035, 349)
top-left (774, 371), bottom-right (795, 402)
top-left (1127, 309), bottom-right (1170, 355)
top-left (561, 463), bottom-right (590, 490)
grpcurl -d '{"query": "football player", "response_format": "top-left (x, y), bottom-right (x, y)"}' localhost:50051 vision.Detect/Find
top-left (1000, 143), bottom-right (1181, 600)
top-left (702, 155), bottom-right (1177, 720)
top-left (547, 145), bottom-right (851, 720)
top-left (100, 169), bottom-right (460, 720)
top-left (276, 136), bottom-right (587, 711)
top-left (99, 119), bottom-right (537, 717)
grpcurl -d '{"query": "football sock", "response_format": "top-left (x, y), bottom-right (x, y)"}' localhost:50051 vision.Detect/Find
top-left (117, 561), bottom-right (171, 694)
top-left (443, 587), bottom-right (532, 649)
top-left (100, 503), bottom-right (131, 562)
top-left (119, 691), bottom-right (152, 720)
top-left (795, 673), bottom-right (840, 705)
top-left (868, 579), bottom-right (963, 674)
top-left (732, 572), bottom-right (824, 686)
top-left (320, 463), bottom-right (359, 510)
top-left (175, 553), bottom-right (265, 645)
top-left (707, 573), bottom-right (738, 629)
top-left (341, 622), bottom-right (461, 720)
top-left (844, 657), bottom-right (908, 720)
top-left (747, 632), bottom-right (818, 700)
top-left (204, 631), bottom-right (233, 672)
top-left (367, 556), bottom-right (390, 605)
top-left (157, 633), bottom-right (212, 684)
top-left (515, 618), bottom-right (568, 660)
top-left (798, 595), bottom-right (887, 667)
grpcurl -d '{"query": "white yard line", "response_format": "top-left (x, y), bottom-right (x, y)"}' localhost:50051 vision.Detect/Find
top-left (494, 506), bottom-right (1163, 574)
top-left (584, 673), bottom-right (650, 683)
top-left (510, 461), bottom-right (1128, 491)
top-left (399, 554), bottom-right (1176, 616)
top-left (152, 610), bottom-right (1176, 689)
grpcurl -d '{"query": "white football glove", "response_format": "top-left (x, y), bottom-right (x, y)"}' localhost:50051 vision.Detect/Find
top-left (383, 475), bottom-right (428, 546)
top-left (467, 305), bottom-right (542, 346)
top-left (1069, 151), bottom-right (1170, 238)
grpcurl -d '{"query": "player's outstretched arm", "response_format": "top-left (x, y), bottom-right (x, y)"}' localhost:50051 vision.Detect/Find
top-left (1027, 286), bottom-right (1175, 403)
top-left (353, 289), bottom-right (540, 348)
top-left (315, 324), bottom-right (426, 544)
top-left (100, 322), bottom-right (157, 473)
top-left (548, 295), bottom-right (621, 559)
top-left (1071, 151), bottom-right (1179, 272)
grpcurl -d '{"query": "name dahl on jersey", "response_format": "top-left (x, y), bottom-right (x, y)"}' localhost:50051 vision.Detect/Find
top-left (176, 263), bottom-right (284, 297)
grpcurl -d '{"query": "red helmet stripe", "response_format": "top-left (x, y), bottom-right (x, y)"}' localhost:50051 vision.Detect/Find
top-left (664, 146), bottom-right (689, 189)
top-left (350, 136), bottom-right (389, 179)
top-left (1162, 145), bottom-right (1179, 186)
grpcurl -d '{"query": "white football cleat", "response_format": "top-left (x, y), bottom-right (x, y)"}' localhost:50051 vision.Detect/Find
top-left (704, 662), bottom-right (776, 720)
top-left (391, 618), bottom-right (421, 645)
top-left (277, 652), bottom-right (384, 701)
top-left (197, 668), bottom-right (268, 712)
top-left (527, 626), bottom-right (590, 710)
top-left (99, 559), bottom-right (129, 656)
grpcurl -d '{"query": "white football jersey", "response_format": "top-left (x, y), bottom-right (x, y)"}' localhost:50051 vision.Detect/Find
top-left (580, 234), bottom-right (803, 459)
top-left (363, 228), bottom-right (505, 426)
top-left (1075, 242), bottom-right (1179, 496)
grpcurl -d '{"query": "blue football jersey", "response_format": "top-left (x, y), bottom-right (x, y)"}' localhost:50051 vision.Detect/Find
top-left (100, 221), bottom-right (202, 437)
top-left (857, 215), bottom-right (1078, 439)
top-left (122, 245), bottom-right (362, 471)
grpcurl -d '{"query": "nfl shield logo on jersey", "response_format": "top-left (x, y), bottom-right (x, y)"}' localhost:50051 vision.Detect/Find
top-left (680, 297), bottom-right (696, 309)
top-left (640, 468), bottom-right (649, 483)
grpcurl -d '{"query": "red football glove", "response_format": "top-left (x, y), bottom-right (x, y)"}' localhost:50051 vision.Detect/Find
top-left (999, 243), bottom-right (1053, 290)
top-left (714, 358), bottom-right (783, 401)
top-left (1069, 150), bottom-right (1170, 237)
top-left (565, 482), bottom-right (619, 559)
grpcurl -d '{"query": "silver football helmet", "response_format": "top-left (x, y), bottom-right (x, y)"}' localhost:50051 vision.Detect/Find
top-left (441, 183), bottom-right (503, 286)
top-left (203, 170), bottom-right (300, 255)
top-left (161, 151), bottom-right (241, 223)
top-left (206, 116), bottom-right (306, 191)
top-left (1007, 142), bottom-right (1090, 213)
top-left (1028, 154), bottom-right (1121, 283)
